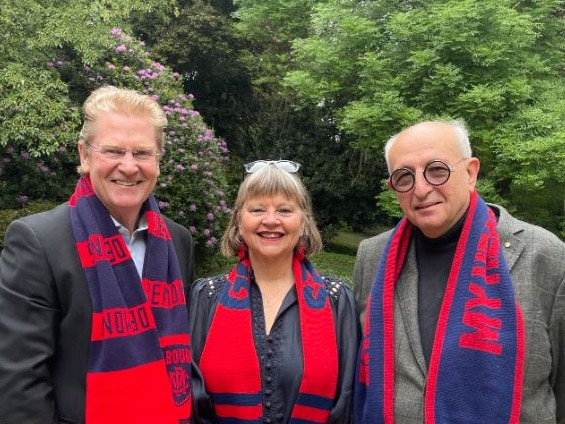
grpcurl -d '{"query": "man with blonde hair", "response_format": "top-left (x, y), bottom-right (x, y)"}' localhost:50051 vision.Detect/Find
top-left (0, 86), bottom-right (195, 424)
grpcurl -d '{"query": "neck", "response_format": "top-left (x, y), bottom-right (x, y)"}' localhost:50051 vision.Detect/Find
top-left (249, 252), bottom-right (295, 289)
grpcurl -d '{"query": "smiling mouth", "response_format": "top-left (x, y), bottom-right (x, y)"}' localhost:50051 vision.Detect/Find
top-left (259, 232), bottom-right (283, 239)
top-left (114, 180), bottom-right (140, 187)
top-left (415, 201), bottom-right (441, 210)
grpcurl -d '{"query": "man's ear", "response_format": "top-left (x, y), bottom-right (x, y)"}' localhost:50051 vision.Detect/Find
top-left (78, 141), bottom-right (90, 174)
top-left (467, 157), bottom-right (481, 189)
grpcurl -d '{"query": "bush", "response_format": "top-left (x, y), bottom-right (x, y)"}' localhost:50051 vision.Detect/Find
top-left (0, 201), bottom-right (58, 251)
top-left (1, 28), bottom-right (233, 262)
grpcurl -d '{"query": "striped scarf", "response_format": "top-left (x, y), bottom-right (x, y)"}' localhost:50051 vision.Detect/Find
top-left (69, 176), bottom-right (191, 424)
top-left (199, 248), bottom-right (338, 423)
top-left (355, 191), bottom-right (525, 424)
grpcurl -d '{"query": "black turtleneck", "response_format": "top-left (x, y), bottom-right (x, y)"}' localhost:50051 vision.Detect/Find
top-left (415, 212), bottom-right (467, 366)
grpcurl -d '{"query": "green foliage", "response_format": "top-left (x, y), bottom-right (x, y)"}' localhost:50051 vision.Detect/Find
top-left (0, 0), bottom-right (176, 156)
top-left (285, 0), bottom-right (565, 236)
top-left (44, 28), bottom-right (233, 256)
top-left (0, 201), bottom-right (58, 250)
top-left (132, 0), bottom-right (253, 160)
top-left (1, 0), bottom-right (233, 261)
top-left (0, 64), bottom-right (81, 156)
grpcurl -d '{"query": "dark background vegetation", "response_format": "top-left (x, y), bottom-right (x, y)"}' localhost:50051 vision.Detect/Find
top-left (1, 0), bottom-right (564, 279)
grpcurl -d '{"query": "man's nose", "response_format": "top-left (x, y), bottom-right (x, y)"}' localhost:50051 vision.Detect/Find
top-left (412, 171), bottom-right (432, 195)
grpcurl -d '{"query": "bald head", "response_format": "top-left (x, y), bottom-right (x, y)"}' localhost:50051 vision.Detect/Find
top-left (384, 120), bottom-right (472, 172)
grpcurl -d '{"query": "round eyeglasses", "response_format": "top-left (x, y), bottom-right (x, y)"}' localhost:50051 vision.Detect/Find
top-left (244, 160), bottom-right (301, 174)
top-left (389, 158), bottom-right (467, 192)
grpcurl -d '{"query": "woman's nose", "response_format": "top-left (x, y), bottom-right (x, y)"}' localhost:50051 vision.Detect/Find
top-left (262, 210), bottom-right (280, 224)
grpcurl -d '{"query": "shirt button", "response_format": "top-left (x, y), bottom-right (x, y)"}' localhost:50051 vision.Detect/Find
top-left (266, 376), bottom-right (272, 383)
top-left (265, 401), bottom-right (272, 409)
top-left (266, 349), bottom-right (273, 356)
top-left (265, 389), bottom-right (272, 396)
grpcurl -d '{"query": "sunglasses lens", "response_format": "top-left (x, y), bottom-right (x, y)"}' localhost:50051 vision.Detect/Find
top-left (276, 160), bottom-right (301, 173)
top-left (244, 161), bottom-right (267, 173)
top-left (244, 160), bottom-right (301, 174)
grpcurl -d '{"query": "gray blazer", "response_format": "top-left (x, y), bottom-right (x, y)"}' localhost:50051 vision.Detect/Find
top-left (354, 203), bottom-right (565, 424)
top-left (0, 202), bottom-right (195, 424)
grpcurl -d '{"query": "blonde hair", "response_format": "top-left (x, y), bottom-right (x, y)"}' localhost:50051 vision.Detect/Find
top-left (77, 86), bottom-right (167, 173)
top-left (220, 165), bottom-right (323, 256)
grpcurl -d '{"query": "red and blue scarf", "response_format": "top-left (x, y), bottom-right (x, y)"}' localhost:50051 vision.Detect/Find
top-left (355, 191), bottom-right (525, 424)
top-left (69, 176), bottom-right (191, 424)
top-left (199, 248), bottom-right (338, 423)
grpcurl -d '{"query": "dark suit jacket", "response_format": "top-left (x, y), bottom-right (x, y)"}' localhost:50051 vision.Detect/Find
top-left (0, 202), bottom-right (194, 424)
top-left (353, 203), bottom-right (565, 424)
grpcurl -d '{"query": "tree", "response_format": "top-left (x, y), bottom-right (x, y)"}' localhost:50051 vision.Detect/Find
top-left (0, 0), bottom-right (175, 156)
top-left (286, 0), bottom-right (565, 237)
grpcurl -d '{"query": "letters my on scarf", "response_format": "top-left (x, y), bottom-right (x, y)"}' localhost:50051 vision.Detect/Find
top-left (355, 191), bottom-right (525, 424)
top-left (69, 176), bottom-right (191, 424)
top-left (199, 248), bottom-right (338, 424)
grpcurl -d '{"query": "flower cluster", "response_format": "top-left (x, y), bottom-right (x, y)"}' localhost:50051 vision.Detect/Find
top-left (23, 28), bottom-right (233, 257)
top-left (99, 28), bottom-right (232, 254)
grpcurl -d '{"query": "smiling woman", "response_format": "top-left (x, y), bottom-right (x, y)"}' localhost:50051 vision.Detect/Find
top-left (189, 162), bottom-right (361, 424)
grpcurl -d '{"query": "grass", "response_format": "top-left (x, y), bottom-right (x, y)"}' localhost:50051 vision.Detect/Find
top-left (312, 229), bottom-right (384, 285)
top-left (309, 251), bottom-right (356, 286)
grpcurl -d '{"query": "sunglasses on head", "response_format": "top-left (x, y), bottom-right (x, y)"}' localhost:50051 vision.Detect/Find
top-left (244, 160), bottom-right (302, 174)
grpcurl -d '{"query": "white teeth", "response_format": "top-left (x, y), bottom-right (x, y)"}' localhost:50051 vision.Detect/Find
top-left (115, 180), bottom-right (137, 186)
top-left (260, 233), bottom-right (281, 238)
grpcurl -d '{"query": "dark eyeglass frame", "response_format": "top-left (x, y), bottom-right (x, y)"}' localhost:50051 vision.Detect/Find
top-left (244, 160), bottom-right (301, 174)
top-left (389, 158), bottom-right (467, 193)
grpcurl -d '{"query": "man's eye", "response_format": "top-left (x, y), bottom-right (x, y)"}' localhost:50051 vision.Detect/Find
top-left (427, 166), bottom-right (449, 176)
top-left (134, 150), bottom-right (153, 158)
top-left (395, 172), bottom-right (412, 183)
top-left (103, 148), bottom-right (125, 156)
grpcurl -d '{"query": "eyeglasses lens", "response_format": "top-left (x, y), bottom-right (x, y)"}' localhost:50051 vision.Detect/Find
top-left (390, 160), bottom-right (451, 192)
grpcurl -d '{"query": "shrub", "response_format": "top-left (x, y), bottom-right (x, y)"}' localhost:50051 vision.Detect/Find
top-left (1, 28), bottom-right (233, 261)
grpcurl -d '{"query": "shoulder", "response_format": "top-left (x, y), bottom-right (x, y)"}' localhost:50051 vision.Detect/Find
top-left (320, 274), bottom-right (353, 302)
top-left (18, 202), bottom-right (69, 226)
top-left (162, 215), bottom-right (192, 238)
top-left (356, 228), bottom-right (394, 258)
top-left (191, 273), bottom-right (229, 298)
top-left (491, 203), bottom-right (564, 252)
top-left (8, 202), bottom-right (71, 240)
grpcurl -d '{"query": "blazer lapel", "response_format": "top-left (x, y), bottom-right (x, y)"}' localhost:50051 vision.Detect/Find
top-left (396, 243), bottom-right (428, 374)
